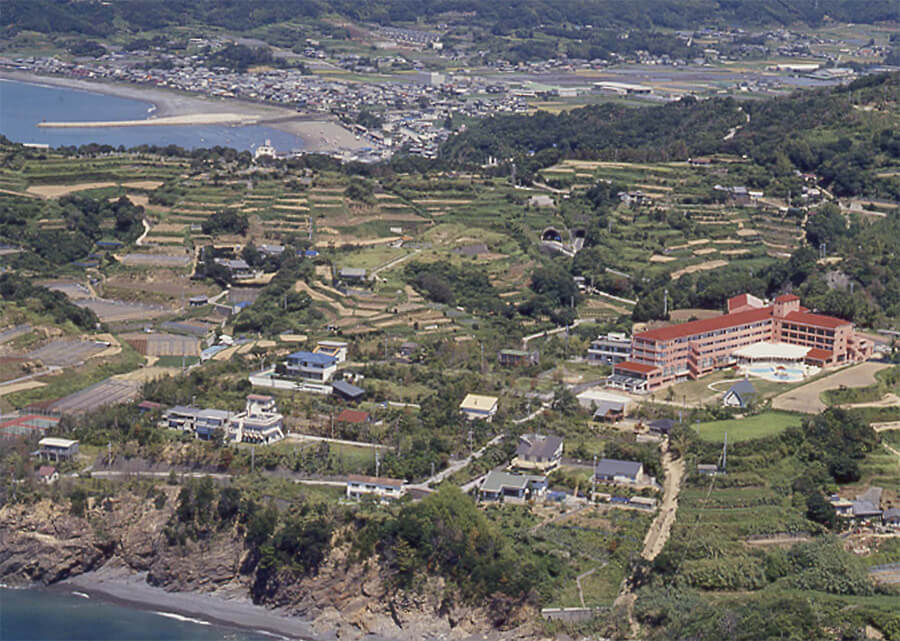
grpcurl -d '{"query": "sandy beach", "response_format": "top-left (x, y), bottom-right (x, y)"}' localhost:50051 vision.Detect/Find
top-left (0, 69), bottom-right (365, 152)
top-left (59, 566), bottom-right (330, 641)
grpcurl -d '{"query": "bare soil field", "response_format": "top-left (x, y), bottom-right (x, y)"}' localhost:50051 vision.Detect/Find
top-left (772, 362), bottom-right (892, 414)
top-left (27, 182), bottom-right (116, 198)
top-left (119, 253), bottom-right (191, 268)
top-left (76, 299), bottom-right (171, 323)
top-left (121, 180), bottom-right (164, 190)
top-left (649, 254), bottom-right (677, 263)
top-left (671, 260), bottom-right (728, 280)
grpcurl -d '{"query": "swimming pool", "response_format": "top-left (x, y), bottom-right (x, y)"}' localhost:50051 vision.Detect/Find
top-left (745, 364), bottom-right (807, 382)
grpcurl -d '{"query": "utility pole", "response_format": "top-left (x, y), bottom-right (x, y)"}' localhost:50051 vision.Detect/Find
top-left (251, 446), bottom-right (255, 474)
top-left (375, 449), bottom-right (381, 478)
top-left (663, 288), bottom-right (668, 317)
top-left (468, 429), bottom-right (474, 454)
top-left (591, 455), bottom-right (597, 500)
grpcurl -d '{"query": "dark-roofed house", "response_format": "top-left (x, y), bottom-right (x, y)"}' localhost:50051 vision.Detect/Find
top-left (648, 418), bottom-right (676, 435)
top-left (164, 405), bottom-right (201, 431)
top-left (346, 475), bottom-right (405, 502)
top-left (513, 433), bottom-right (563, 472)
top-left (332, 379), bottom-right (365, 401)
top-left (479, 470), bottom-right (547, 502)
top-left (723, 380), bottom-right (757, 408)
top-left (497, 349), bottom-right (539, 367)
top-left (592, 400), bottom-right (625, 423)
top-left (595, 458), bottom-right (645, 485)
top-left (883, 508), bottom-right (900, 528)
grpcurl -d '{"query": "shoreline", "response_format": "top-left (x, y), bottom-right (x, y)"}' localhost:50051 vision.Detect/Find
top-left (55, 566), bottom-right (332, 641)
top-left (0, 69), bottom-right (366, 152)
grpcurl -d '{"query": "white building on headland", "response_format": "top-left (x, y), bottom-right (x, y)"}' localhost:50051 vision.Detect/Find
top-left (254, 139), bottom-right (276, 160)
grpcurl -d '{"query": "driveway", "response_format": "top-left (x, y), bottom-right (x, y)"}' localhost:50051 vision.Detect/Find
top-left (772, 361), bottom-right (891, 414)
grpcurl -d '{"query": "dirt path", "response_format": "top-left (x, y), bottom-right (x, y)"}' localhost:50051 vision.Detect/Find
top-left (614, 440), bottom-right (685, 638)
top-left (772, 361), bottom-right (891, 414)
top-left (641, 443), bottom-right (685, 561)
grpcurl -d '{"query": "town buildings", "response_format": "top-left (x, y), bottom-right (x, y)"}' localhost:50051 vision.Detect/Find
top-left (609, 294), bottom-right (872, 392)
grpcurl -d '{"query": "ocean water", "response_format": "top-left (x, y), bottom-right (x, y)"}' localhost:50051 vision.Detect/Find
top-left (0, 79), bottom-right (304, 152)
top-left (0, 587), bottom-right (274, 641)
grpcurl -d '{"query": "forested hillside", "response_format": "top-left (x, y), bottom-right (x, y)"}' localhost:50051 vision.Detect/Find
top-left (3, 0), bottom-right (897, 37)
top-left (442, 73), bottom-right (900, 199)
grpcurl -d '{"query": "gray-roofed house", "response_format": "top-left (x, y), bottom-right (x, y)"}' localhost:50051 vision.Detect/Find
top-left (851, 486), bottom-right (883, 519)
top-left (332, 379), bottom-right (365, 401)
top-left (512, 433), bottom-right (563, 472)
top-left (723, 380), bottom-right (757, 408)
top-left (479, 470), bottom-right (547, 502)
top-left (338, 267), bottom-right (367, 282)
top-left (595, 458), bottom-right (645, 485)
top-left (592, 400), bottom-right (625, 423)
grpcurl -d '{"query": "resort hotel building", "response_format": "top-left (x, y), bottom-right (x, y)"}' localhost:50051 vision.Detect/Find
top-left (608, 293), bottom-right (872, 393)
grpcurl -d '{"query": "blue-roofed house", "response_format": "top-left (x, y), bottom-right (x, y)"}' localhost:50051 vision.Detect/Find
top-left (723, 380), bottom-right (757, 408)
top-left (286, 351), bottom-right (337, 382)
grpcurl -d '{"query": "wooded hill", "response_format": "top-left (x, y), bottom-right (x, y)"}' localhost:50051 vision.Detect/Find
top-left (442, 72), bottom-right (900, 200)
top-left (3, 0), bottom-right (898, 37)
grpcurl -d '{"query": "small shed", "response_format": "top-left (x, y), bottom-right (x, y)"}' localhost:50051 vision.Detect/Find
top-left (648, 418), bottom-right (675, 435)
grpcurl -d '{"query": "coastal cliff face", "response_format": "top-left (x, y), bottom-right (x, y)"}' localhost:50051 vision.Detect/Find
top-left (0, 492), bottom-right (542, 641)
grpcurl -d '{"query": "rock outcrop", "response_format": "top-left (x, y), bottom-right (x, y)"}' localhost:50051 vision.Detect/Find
top-left (0, 493), bottom-right (542, 640)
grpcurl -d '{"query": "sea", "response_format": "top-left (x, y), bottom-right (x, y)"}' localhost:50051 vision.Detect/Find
top-left (0, 587), bottom-right (277, 641)
top-left (0, 79), bottom-right (305, 152)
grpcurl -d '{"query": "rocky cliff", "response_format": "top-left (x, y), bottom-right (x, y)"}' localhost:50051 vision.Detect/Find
top-left (0, 491), bottom-right (542, 641)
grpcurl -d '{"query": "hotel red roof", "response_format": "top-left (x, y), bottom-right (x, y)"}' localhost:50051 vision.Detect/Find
top-left (781, 310), bottom-right (850, 329)
top-left (636, 307), bottom-right (773, 342)
top-left (615, 361), bottom-right (660, 375)
top-left (805, 348), bottom-right (833, 361)
top-left (336, 409), bottom-right (370, 424)
top-left (774, 294), bottom-right (800, 303)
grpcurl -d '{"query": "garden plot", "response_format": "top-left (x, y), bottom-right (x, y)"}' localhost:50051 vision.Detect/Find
top-left (75, 298), bottom-right (171, 323)
top-left (46, 378), bottom-right (140, 415)
top-left (27, 182), bottom-right (117, 198)
top-left (26, 339), bottom-right (110, 368)
top-left (119, 254), bottom-right (191, 267)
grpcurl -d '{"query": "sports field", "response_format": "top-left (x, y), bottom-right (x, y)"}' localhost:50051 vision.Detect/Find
top-left (694, 411), bottom-right (802, 443)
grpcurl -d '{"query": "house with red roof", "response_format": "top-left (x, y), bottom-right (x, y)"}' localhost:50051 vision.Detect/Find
top-left (608, 293), bottom-right (872, 392)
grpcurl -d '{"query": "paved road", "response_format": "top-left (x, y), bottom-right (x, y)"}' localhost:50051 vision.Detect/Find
top-left (522, 318), bottom-right (596, 347)
top-left (772, 361), bottom-right (891, 414)
top-left (407, 433), bottom-right (505, 491)
top-left (285, 433), bottom-right (391, 450)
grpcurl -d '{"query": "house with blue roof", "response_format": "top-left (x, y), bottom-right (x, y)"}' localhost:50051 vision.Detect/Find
top-left (286, 351), bottom-right (337, 382)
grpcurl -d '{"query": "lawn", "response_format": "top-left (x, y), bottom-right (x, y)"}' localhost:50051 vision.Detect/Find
top-left (694, 411), bottom-right (802, 443)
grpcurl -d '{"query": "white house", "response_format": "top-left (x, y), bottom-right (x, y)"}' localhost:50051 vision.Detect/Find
top-left (459, 394), bottom-right (499, 421)
top-left (37, 438), bottom-right (79, 461)
top-left (346, 475), bottom-right (405, 502)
